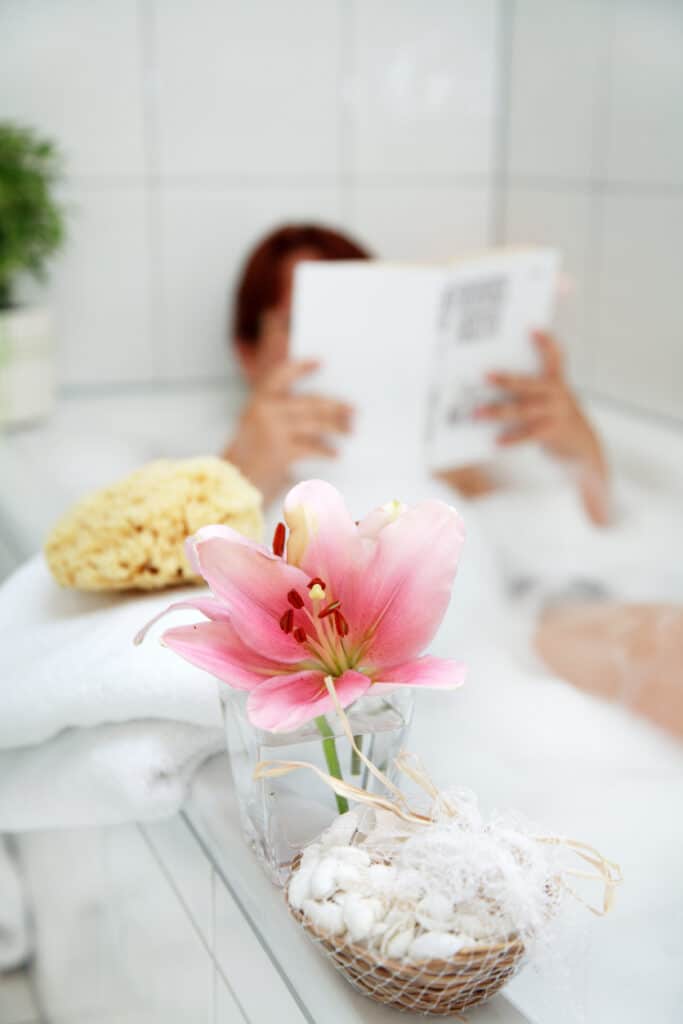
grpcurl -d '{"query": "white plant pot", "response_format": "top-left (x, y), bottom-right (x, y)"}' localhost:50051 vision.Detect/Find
top-left (0, 307), bottom-right (54, 426)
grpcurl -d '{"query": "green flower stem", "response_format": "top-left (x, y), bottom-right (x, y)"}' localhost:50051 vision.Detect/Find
top-left (351, 734), bottom-right (363, 776)
top-left (314, 715), bottom-right (349, 815)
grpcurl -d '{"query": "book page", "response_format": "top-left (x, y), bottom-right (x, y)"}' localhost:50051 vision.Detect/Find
top-left (426, 248), bottom-right (560, 470)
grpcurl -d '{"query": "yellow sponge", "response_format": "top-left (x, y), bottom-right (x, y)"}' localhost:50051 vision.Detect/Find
top-left (45, 456), bottom-right (263, 591)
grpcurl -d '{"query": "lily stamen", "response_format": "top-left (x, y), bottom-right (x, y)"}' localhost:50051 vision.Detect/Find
top-left (293, 626), bottom-right (307, 643)
top-left (279, 609), bottom-right (294, 633)
top-left (334, 610), bottom-right (349, 637)
top-left (287, 589), bottom-right (304, 609)
top-left (272, 522), bottom-right (286, 557)
top-left (319, 600), bottom-right (341, 619)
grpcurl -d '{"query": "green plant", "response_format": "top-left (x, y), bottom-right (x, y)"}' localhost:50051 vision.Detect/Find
top-left (0, 122), bottom-right (64, 310)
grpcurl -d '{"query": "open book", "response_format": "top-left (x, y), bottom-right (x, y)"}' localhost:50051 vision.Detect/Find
top-left (291, 248), bottom-right (560, 476)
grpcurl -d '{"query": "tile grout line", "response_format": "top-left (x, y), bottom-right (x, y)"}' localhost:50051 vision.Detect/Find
top-left (137, 0), bottom-right (167, 382)
top-left (136, 824), bottom-right (252, 1024)
top-left (490, 0), bottom-right (515, 246)
top-left (337, 0), bottom-right (354, 227)
top-left (55, 172), bottom-right (683, 194)
top-left (180, 811), bottom-right (316, 1024)
top-left (582, 0), bottom-right (617, 389)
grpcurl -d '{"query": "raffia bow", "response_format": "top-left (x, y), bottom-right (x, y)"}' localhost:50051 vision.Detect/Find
top-left (254, 678), bottom-right (622, 916)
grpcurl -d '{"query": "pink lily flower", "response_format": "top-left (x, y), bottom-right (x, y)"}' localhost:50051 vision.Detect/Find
top-left (135, 480), bottom-right (466, 732)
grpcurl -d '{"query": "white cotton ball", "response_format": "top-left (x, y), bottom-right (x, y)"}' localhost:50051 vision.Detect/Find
top-left (288, 862), bottom-right (316, 911)
top-left (409, 931), bottom-right (466, 961)
top-left (343, 893), bottom-right (382, 942)
top-left (302, 899), bottom-right (345, 936)
top-left (367, 863), bottom-right (397, 894)
top-left (383, 906), bottom-right (416, 931)
top-left (311, 857), bottom-right (340, 900)
top-left (450, 911), bottom-right (495, 941)
top-left (384, 926), bottom-right (415, 960)
top-left (335, 861), bottom-right (364, 891)
top-left (415, 891), bottom-right (454, 930)
top-left (299, 843), bottom-right (322, 867)
top-left (334, 845), bottom-right (371, 868)
top-left (394, 867), bottom-right (424, 903)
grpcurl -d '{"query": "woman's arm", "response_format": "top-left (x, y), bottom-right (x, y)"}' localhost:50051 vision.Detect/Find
top-left (474, 331), bottom-right (611, 525)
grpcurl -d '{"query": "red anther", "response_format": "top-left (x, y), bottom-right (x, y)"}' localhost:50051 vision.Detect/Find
top-left (319, 600), bottom-right (341, 619)
top-left (272, 522), bottom-right (286, 557)
top-left (293, 626), bottom-right (307, 643)
top-left (307, 577), bottom-right (327, 590)
top-left (279, 609), bottom-right (294, 633)
top-left (334, 610), bottom-right (349, 637)
top-left (287, 589), bottom-right (304, 609)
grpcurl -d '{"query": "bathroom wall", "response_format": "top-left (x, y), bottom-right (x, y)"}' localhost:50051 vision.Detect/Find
top-left (1, 0), bottom-right (681, 419)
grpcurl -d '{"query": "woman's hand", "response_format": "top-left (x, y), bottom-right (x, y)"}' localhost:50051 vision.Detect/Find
top-left (223, 359), bottom-right (353, 504)
top-left (475, 331), bottom-right (611, 524)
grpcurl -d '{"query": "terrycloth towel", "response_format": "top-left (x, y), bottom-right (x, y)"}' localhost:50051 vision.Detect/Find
top-left (0, 557), bottom-right (223, 752)
top-left (0, 720), bottom-right (223, 832)
top-left (0, 556), bottom-right (226, 835)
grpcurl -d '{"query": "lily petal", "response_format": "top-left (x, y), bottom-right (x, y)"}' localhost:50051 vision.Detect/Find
top-left (358, 500), bottom-right (465, 666)
top-left (284, 480), bottom-right (367, 596)
top-left (374, 655), bottom-right (466, 690)
top-left (247, 669), bottom-right (371, 732)
top-left (133, 597), bottom-right (231, 646)
top-left (192, 533), bottom-right (310, 662)
top-left (356, 499), bottom-right (406, 540)
top-left (162, 619), bottom-right (293, 690)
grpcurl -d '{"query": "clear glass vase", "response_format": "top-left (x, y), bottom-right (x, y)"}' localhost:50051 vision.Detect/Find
top-left (220, 687), bottom-right (414, 886)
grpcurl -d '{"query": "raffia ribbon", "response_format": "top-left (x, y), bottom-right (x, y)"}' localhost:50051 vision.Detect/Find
top-left (254, 679), bottom-right (622, 916)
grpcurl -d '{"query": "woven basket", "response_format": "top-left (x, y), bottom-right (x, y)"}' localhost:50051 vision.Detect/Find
top-left (286, 858), bottom-right (526, 1016)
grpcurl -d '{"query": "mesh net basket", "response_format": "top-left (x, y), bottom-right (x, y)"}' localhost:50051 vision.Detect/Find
top-left (286, 854), bottom-right (526, 1016)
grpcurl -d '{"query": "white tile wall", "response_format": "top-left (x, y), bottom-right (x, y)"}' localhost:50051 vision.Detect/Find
top-left (153, 0), bottom-right (342, 179)
top-left (0, 0), bottom-right (146, 178)
top-left (506, 0), bottom-right (610, 182)
top-left (350, 183), bottom-right (490, 261)
top-left (503, 186), bottom-right (594, 382)
top-left (1, 0), bottom-right (681, 420)
top-left (347, 0), bottom-right (497, 178)
top-left (51, 186), bottom-right (155, 385)
top-left (592, 194), bottom-right (683, 418)
top-left (158, 185), bottom-right (344, 380)
top-left (604, 0), bottom-right (683, 186)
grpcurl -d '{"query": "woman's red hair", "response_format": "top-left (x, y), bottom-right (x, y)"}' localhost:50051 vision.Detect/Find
top-left (232, 223), bottom-right (371, 346)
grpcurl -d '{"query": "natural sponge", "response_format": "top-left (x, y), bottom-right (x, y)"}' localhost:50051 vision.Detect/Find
top-left (45, 456), bottom-right (263, 591)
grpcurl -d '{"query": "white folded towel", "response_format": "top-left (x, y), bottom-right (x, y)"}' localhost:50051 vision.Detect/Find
top-left (0, 556), bottom-right (223, 752)
top-left (0, 555), bottom-right (227, 837)
top-left (0, 721), bottom-right (223, 832)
